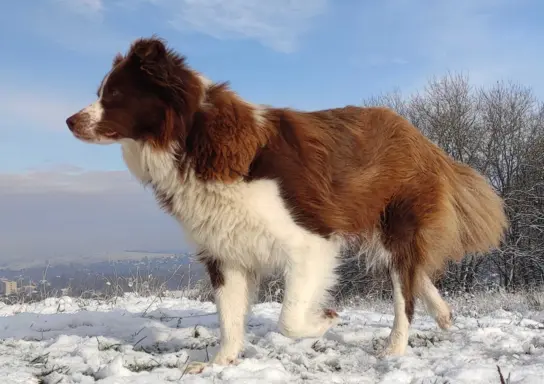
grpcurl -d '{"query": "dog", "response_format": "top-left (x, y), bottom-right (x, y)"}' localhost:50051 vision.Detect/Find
top-left (66, 36), bottom-right (508, 373)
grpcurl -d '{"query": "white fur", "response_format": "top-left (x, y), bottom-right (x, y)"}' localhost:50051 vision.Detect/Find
top-left (381, 270), bottom-right (410, 357)
top-left (194, 72), bottom-right (213, 107)
top-left (79, 101), bottom-right (104, 134)
top-left (195, 72), bottom-right (213, 91)
top-left (82, 100), bottom-right (104, 123)
top-left (98, 68), bottom-right (112, 98)
top-left (416, 269), bottom-right (452, 330)
top-left (71, 68), bottom-right (113, 142)
top-left (121, 139), bottom-right (151, 183)
top-left (213, 263), bottom-right (258, 365)
top-left (342, 232), bottom-right (392, 273)
top-left (74, 98), bottom-right (114, 145)
top-left (120, 137), bottom-right (342, 364)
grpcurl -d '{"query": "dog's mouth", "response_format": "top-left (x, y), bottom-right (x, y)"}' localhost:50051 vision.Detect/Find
top-left (75, 134), bottom-right (97, 143)
top-left (68, 126), bottom-right (95, 142)
top-left (74, 132), bottom-right (117, 145)
top-left (67, 117), bottom-right (119, 144)
top-left (69, 128), bottom-right (116, 145)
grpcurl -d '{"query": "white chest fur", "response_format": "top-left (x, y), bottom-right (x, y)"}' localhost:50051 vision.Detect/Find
top-left (120, 140), bottom-right (332, 270)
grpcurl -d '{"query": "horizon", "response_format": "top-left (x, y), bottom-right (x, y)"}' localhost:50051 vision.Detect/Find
top-left (1, 0), bottom-right (544, 265)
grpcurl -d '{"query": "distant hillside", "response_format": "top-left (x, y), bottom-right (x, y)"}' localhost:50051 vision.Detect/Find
top-left (0, 249), bottom-right (193, 270)
top-left (0, 252), bottom-right (205, 295)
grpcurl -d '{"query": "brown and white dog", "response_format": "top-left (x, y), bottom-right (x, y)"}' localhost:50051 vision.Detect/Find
top-left (66, 36), bottom-right (508, 372)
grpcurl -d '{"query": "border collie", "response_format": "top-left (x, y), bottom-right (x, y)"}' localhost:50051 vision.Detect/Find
top-left (66, 36), bottom-right (508, 373)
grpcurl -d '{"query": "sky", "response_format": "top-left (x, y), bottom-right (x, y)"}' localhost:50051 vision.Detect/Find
top-left (0, 0), bottom-right (543, 266)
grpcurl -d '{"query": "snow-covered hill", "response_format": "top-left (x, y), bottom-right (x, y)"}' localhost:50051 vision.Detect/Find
top-left (0, 293), bottom-right (543, 383)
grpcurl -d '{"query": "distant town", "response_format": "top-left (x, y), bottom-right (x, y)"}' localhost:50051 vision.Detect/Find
top-left (0, 252), bottom-right (204, 302)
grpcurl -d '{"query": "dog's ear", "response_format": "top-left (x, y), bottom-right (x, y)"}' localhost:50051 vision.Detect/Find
top-left (130, 37), bottom-right (167, 64)
top-left (127, 37), bottom-right (170, 82)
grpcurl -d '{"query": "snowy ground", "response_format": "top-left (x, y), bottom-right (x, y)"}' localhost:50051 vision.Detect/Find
top-left (1, 293), bottom-right (543, 383)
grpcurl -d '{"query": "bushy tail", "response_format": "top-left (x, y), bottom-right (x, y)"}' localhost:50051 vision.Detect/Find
top-left (449, 162), bottom-right (508, 256)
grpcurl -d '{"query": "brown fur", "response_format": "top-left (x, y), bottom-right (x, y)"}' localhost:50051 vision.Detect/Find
top-left (187, 84), bottom-right (274, 182)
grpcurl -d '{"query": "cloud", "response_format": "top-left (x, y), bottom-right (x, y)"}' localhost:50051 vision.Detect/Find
top-left (0, 168), bottom-right (191, 267)
top-left (162, 0), bottom-right (328, 52)
top-left (13, 0), bottom-right (326, 56)
top-left (0, 168), bottom-right (135, 194)
top-left (11, 1), bottom-right (127, 55)
top-left (56, 0), bottom-right (328, 53)
top-left (54, 0), bottom-right (104, 20)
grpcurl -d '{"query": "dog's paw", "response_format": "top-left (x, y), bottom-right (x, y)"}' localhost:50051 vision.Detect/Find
top-left (183, 361), bottom-right (209, 375)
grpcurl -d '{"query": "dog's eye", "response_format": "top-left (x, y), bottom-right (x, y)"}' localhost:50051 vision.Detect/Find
top-left (111, 89), bottom-right (121, 97)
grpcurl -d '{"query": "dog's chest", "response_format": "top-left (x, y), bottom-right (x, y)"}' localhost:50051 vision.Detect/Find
top-left (121, 141), bottom-right (308, 264)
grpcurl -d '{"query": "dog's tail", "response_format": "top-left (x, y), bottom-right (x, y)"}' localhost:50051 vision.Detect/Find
top-left (449, 162), bottom-right (508, 257)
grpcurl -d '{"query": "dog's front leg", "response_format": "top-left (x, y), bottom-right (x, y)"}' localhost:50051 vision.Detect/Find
top-left (186, 254), bottom-right (256, 374)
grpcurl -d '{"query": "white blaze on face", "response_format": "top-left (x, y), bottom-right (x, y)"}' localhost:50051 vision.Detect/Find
top-left (81, 100), bottom-right (105, 129)
top-left (76, 70), bottom-right (110, 141)
top-left (75, 99), bottom-right (108, 143)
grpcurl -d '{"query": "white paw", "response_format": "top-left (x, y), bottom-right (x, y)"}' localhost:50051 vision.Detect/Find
top-left (314, 308), bottom-right (341, 335)
top-left (213, 353), bottom-right (239, 366)
top-left (280, 308), bottom-right (340, 339)
top-left (378, 344), bottom-right (406, 358)
top-left (184, 361), bottom-right (209, 375)
top-left (436, 310), bottom-right (453, 330)
top-left (183, 355), bottom-right (238, 375)
top-left (376, 329), bottom-right (409, 358)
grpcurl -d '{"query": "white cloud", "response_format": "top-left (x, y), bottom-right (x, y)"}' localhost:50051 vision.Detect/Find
top-left (19, 0), bottom-right (127, 55)
top-left (33, 0), bottom-right (327, 54)
top-left (74, 0), bottom-right (328, 53)
top-left (0, 168), bottom-right (137, 194)
top-left (162, 0), bottom-right (328, 52)
top-left (55, 0), bottom-right (104, 19)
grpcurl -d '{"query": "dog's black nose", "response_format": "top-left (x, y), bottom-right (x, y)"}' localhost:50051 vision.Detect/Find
top-left (66, 115), bottom-right (77, 131)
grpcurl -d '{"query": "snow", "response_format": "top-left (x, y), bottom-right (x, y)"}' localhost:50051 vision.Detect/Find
top-left (0, 293), bottom-right (543, 383)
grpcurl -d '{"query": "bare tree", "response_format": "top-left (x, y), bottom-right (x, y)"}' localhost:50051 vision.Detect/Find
top-left (478, 82), bottom-right (544, 290)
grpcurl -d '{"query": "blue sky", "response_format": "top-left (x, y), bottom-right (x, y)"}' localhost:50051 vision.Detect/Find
top-left (0, 0), bottom-right (543, 264)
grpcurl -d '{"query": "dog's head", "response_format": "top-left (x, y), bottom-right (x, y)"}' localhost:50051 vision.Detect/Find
top-left (66, 37), bottom-right (204, 146)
